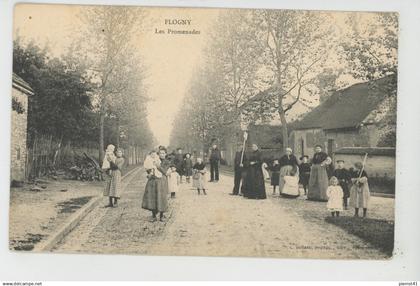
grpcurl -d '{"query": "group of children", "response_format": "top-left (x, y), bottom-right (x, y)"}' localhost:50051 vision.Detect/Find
top-left (327, 160), bottom-right (370, 218)
top-left (267, 156), bottom-right (371, 218)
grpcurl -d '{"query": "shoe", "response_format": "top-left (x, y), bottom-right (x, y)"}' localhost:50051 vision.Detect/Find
top-left (105, 204), bottom-right (114, 208)
top-left (229, 193), bottom-right (237, 196)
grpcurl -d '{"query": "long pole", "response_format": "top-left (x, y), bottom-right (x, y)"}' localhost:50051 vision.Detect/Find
top-left (358, 153), bottom-right (368, 179)
top-left (240, 131), bottom-right (248, 165)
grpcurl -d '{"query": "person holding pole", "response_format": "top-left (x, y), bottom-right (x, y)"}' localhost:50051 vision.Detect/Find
top-left (349, 154), bottom-right (370, 218)
top-left (209, 142), bottom-right (222, 182)
top-left (230, 132), bottom-right (248, 196)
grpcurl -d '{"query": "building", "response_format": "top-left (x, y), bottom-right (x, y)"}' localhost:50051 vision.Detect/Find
top-left (11, 73), bottom-right (33, 182)
top-left (289, 75), bottom-right (397, 159)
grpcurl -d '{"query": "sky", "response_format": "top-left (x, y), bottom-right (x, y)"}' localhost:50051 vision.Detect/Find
top-left (13, 4), bottom-right (219, 146)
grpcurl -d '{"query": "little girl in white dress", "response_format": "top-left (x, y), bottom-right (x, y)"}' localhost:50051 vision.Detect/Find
top-left (326, 176), bottom-right (344, 217)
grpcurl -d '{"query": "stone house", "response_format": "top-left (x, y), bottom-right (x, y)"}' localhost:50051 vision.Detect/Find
top-left (11, 73), bottom-right (33, 182)
top-left (289, 75), bottom-right (397, 160)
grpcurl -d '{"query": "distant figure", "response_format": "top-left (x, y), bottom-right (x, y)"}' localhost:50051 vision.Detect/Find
top-left (243, 143), bottom-right (266, 200)
top-left (103, 148), bottom-right (124, 207)
top-left (333, 160), bottom-right (351, 209)
top-left (173, 148), bottom-right (184, 183)
top-left (142, 148), bottom-right (170, 222)
top-left (279, 147), bottom-right (299, 194)
top-left (326, 176), bottom-right (344, 217)
top-left (349, 162), bottom-right (371, 218)
top-left (299, 155), bottom-right (311, 195)
top-left (231, 142), bottom-right (246, 196)
top-left (183, 153), bottom-right (193, 183)
top-left (209, 143), bottom-right (221, 182)
top-left (193, 158), bottom-right (207, 195)
top-left (269, 159), bottom-right (281, 195)
top-left (307, 145), bottom-right (331, 201)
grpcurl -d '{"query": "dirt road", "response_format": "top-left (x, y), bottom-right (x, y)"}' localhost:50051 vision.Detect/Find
top-left (54, 170), bottom-right (393, 259)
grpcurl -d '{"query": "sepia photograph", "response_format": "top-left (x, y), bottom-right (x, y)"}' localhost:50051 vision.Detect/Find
top-left (9, 3), bottom-right (398, 260)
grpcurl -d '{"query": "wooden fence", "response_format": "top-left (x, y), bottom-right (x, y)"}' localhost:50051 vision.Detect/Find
top-left (24, 134), bottom-right (147, 179)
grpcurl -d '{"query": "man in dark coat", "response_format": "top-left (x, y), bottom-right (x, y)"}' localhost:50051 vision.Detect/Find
top-left (209, 143), bottom-right (221, 182)
top-left (173, 148), bottom-right (184, 182)
top-left (230, 143), bottom-right (247, 195)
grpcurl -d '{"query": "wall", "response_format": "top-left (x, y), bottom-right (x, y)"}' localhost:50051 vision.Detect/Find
top-left (10, 87), bottom-right (28, 181)
top-left (334, 152), bottom-right (395, 194)
top-left (290, 125), bottom-right (379, 160)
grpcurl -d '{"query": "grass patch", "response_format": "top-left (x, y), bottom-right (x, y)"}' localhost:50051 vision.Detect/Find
top-left (325, 216), bottom-right (394, 256)
top-left (11, 233), bottom-right (46, 251)
top-left (56, 196), bottom-right (93, 214)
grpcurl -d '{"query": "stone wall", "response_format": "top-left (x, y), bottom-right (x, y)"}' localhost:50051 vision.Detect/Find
top-left (10, 87), bottom-right (28, 182)
top-left (290, 125), bottom-right (379, 160)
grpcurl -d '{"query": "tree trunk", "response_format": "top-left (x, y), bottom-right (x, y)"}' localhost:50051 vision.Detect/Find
top-left (278, 106), bottom-right (289, 150)
top-left (99, 111), bottom-right (105, 162)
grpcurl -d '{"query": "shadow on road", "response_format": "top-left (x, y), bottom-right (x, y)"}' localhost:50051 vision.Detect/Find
top-left (325, 216), bottom-right (394, 256)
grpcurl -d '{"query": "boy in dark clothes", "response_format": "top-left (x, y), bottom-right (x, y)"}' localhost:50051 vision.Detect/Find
top-left (269, 159), bottom-right (281, 195)
top-left (299, 155), bottom-right (311, 195)
top-left (332, 159), bottom-right (351, 209)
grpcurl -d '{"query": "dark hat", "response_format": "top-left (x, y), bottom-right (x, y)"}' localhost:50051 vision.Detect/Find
top-left (300, 155), bottom-right (309, 160)
top-left (314, 144), bottom-right (323, 148)
top-left (336, 159), bottom-right (345, 163)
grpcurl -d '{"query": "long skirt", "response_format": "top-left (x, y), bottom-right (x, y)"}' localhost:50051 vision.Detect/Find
top-left (307, 164), bottom-right (329, 201)
top-left (279, 165), bottom-right (299, 192)
top-left (192, 172), bottom-right (206, 189)
top-left (103, 169), bottom-right (122, 198)
top-left (142, 176), bottom-right (168, 212)
top-left (243, 166), bottom-right (266, 199)
top-left (349, 184), bottom-right (370, 208)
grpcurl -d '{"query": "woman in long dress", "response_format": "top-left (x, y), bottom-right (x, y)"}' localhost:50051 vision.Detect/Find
top-left (142, 148), bottom-right (170, 222)
top-left (103, 148), bottom-right (125, 207)
top-left (243, 144), bottom-right (266, 200)
top-left (278, 147), bottom-right (299, 195)
top-left (307, 145), bottom-right (331, 201)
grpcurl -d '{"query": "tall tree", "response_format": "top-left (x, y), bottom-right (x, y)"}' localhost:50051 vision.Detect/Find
top-left (252, 10), bottom-right (332, 149)
top-left (78, 6), bottom-right (148, 159)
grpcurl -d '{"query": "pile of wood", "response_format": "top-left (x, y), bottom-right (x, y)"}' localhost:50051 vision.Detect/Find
top-left (68, 153), bottom-right (103, 181)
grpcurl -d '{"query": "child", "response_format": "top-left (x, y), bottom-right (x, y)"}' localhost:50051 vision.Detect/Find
top-left (269, 159), bottom-right (281, 195)
top-left (349, 162), bottom-right (370, 218)
top-left (143, 150), bottom-right (161, 178)
top-left (184, 153), bottom-right (193, 183)
top-left (167, 164), bottom-right (180, 198)
top-left (299, 155), bottom-right (311, 195)
top-left (326, 176), bottom-right (344, 217)
top-left (102, 144), bottom-right (116, 174)
top-left (280, 166), bottom-right (300, 198)
top-left (192, 158), bottom-right (207, 195)
top-left (333, 160), bottom-right (351, 209)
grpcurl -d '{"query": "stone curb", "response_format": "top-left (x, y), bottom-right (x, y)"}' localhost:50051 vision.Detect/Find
top-left (33, 166), bottom-right (141, 252)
